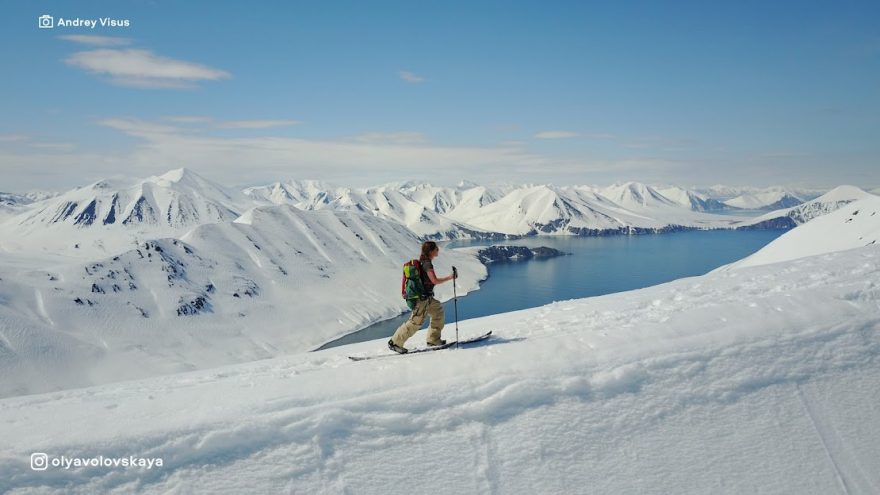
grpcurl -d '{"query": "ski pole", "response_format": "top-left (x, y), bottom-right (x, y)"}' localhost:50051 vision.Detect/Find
top-left (452, 266), bottom-right (459, 348)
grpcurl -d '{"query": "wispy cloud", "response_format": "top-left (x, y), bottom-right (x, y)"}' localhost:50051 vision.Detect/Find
top-left (399, 70), bottom-right (425, 83)
top-left (97, 118), bottom-right (185, 138)
top-left (45, 117), bottom-right (561, 188)
top-left (534, 130), bottom-right (579, 139)
top-left (582, 132), bottom-right (616, 140)
top-left (756, 151), bottom-right (810, 158)
top-left (0, 134), bottom-right (28, 142)
top-left (159, 116), bottom-right (301, 129)
top-left (216, 120), bottom-right (301, 129)
top-left (64, 49), bottom-right (231, 89)
top-left (162, 115), bottom-right (213, 124)
top-left (29, 142), bottom-right (76, 151)
top-left (354, 132), bottom-right (427, 144)
top-left (58, 35), bottom-right (132, 47)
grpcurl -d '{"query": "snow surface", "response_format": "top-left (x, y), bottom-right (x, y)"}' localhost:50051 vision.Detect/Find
top-left (728, 195), bottom-right (880, 269)
top-left (1, 170), bottom-right (878, 493)
top-left (0, 205), bottom-right (485, 398)
top-left (724, 189), bottom-right (802, 209)
top-left (1, 238), bottom-right (878, 493)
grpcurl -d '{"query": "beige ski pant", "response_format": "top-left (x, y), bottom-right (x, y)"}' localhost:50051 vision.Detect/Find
top-left (391, 297), bottom-right (445, 346)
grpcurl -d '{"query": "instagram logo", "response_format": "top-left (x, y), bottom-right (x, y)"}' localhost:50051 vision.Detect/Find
top-left (31, 452), bottom-right (49, 471)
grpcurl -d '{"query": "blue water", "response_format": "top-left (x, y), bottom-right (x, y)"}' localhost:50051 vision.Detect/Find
top-left (317, 229), bottom-right (784, 349)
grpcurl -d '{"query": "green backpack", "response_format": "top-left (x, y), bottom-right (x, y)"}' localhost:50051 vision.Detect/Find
top-left (401, 259), bottom-right (427, 310)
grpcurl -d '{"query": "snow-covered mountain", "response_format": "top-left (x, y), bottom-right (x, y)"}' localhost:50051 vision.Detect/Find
top-left (12, 168), bottom-right (244, 229)
top-left (446, 184), bottom-right (658, 236)
top-left (246, 180), bottom-right (499, 239)
top-left (0, 204), bottom-right (486, 397)
top-left (0, 191), bottom-right (56, 219)
top-left (724, 189), bottom-right (804, 210)
top-left (0, 192), bottom-right (32, 208)
top-left (654, 185), bottom-right (730, 212)
top-left (598, 182), bottom-right (680, 210)
top-left (728, 193), bottom-right (880, 269)
top-left (243, 179), bottom-right (749, 238)
top-left (0, 192), bottom-right (31, 218)
top-left (3, 216), bottom-right (878, 493)
top-left (696, 184), bottom-right (824, 203)
top-left (735, 185), bottom-right (872, 230)
top-left (0, 169), bottom-right (249, 258)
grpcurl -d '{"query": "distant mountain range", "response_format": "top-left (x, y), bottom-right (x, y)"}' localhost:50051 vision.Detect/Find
top-left (2, 170), bottom-right (872, 253)
top-left (0, 168), bottom-right (874, 397)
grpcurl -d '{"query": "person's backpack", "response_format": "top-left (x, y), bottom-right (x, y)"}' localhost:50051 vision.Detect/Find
top-left (401, 259), bottom-right (427, 310)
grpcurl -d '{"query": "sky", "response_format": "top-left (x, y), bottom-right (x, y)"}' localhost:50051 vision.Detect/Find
top-left (1, 0), bottom-right (879, 192)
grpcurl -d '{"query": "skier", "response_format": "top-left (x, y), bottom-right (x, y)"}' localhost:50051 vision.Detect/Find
top-left (388, 241), bottom-right (458, 354)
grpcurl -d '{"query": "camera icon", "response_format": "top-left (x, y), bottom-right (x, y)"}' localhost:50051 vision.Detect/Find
top-left (31, 452), bottom-right (49, 471)
top-left (38, 15), bottom-right (54, 29)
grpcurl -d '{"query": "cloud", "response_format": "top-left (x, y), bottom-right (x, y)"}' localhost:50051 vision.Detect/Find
top-left (159, 116), bottom-right (300, 129)
top-left (0, 134), bottom-right (28, 142)
top-left (47, 117), bottom-right (562, 188)
top-left (399, 70), bottom-right (425, 83)
top-left (215, 120), bottom-right (301, 129)
top-left (756, 151), bottom-right (810, 158)
top-left (58, 35), bottom-right (131, 46)
top-left (534, 130), bottom-right (579, 139)
top-left (64, 49), bottom-right (231, 89)
top-left (354, 132), bottom-right (427, 144)
top-left (29, 142), bottom-right (76, 151)
top-left (162, 115), bottom-right (213, 124)
top-left (97, 118), bottom-right (186, 138)
top-left (1, 121), bottom-right (864, 192)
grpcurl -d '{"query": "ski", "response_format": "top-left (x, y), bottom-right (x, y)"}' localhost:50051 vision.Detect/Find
top-left (348, 331), bottom-right (493, 361)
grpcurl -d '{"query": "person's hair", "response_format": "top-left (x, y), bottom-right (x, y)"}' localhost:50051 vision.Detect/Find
top-left (420, 241), bottom-right (438, 259)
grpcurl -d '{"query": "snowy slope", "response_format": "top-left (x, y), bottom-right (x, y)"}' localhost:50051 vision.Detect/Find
top-left (655, 185), bottom-right (730, 212)
top-left (696, 185), bottom-right (824, 204)
top-left (0, 206), bottom-right (486, 398)
top-left (243, 179), bottom-right (340, 209)
top-left (599, 182), bottom-right (679, 210)
top-left (244, 180), bottom-right (497, 239)
top-left (728, 194), bottom-right (880, 269)
top-left (735, 185), bottom-right (872, 230)
top-left (0, 192), bottom-right (33, 208)
top-left (724, 189), bottom-right (803, 209)
top-left (0, 193), bottom-right (32, 219)
top-left (399, 182), bottom-right (463, 214)
top-left (1, 241), bottom-right (878, 493)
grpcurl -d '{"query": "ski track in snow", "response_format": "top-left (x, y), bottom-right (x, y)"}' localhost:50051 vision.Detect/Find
top-left (796, 384), bottom-right (850, 495)
top-left (288, 215), bottom-right (333, 263)
top-left (33, 289), bottom-right (53, 327)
